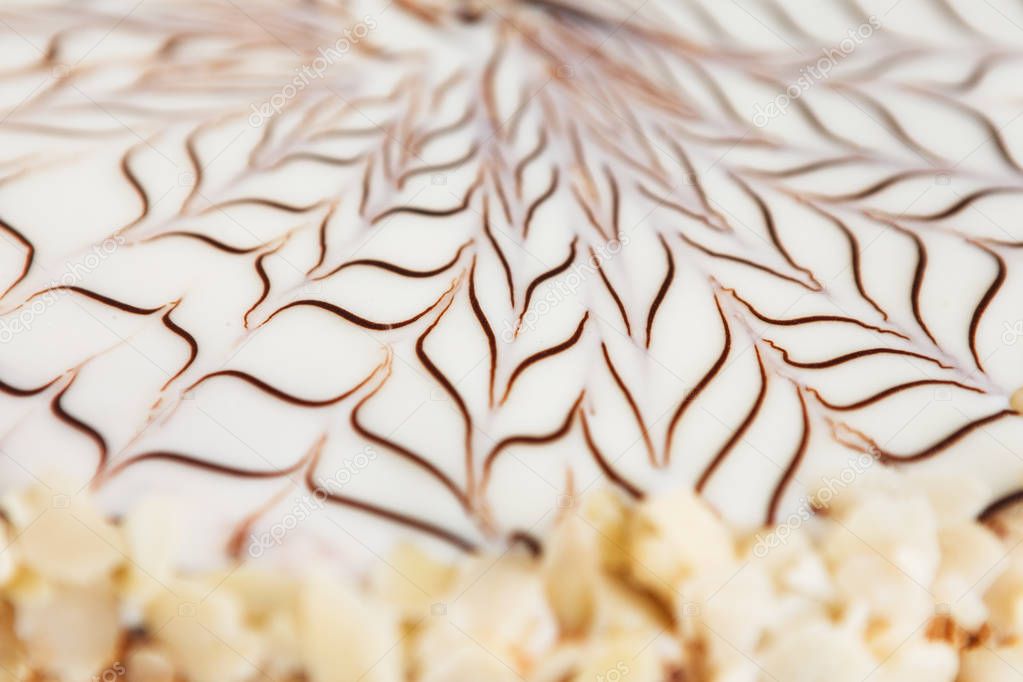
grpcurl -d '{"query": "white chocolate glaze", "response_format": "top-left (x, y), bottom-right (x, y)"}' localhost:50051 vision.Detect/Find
top-left (0, 0), bottom-right (1022, 570)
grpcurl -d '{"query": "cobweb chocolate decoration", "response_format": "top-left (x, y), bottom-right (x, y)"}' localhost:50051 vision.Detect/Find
top-left (1, 0), bottom-right (1022, 564)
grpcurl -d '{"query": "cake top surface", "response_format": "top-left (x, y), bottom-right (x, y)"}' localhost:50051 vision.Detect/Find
top-left (1, 0), bottom-right (1023, 569)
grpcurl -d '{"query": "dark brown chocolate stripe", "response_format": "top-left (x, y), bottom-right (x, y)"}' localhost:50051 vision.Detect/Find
top-left (265, 279), bottom-right (454, 331)
top-left (727, 288), bottom-right (908, 340)
top-left (767, 387), bottom-right (809, 524)
top-left (103, 448), bottom-right (311, 482)
top-left (809, 379), bottom-right (983, 411)
top-left (350, 371), bottom-right (469, 510)
top-left (416, 298), bottom-right (475, 495)
top-left (200, 197), bottom-right (326, 215)
top-left (160, 306), bottom-right (198, 390)
top-left (30, 286), bottom-right (163, 315)
top-left (803, 203), bottom-right (889, 321)
top-left (881, 187), bottom-right (1020, 222)
top-left (514, 129), bottom-right (548, 197)
top-left (519, 236), bottom-right (577, 332)
top-left (398, 141), bottom-right (480, 189)
top-left (807, 170), bottom-right (933, 203)
top-left (501, 312), bottom-right (588, 405)
top-left (0, 375), bottom-right (58, 397)
top-left (978, 488), bottom-right (1023, 523)
top-left (678, 233), bottom-right (817, 291)
top-left (765, 339), bottom-right (951, 370)
top-left (117, 147), bottom-right (149, 234)
top-left (645, 233), bottom-right (674, 349)
top-left (696, 345), bottom-right (768, 493)
top-left (371, 170), bottom-right (482, 224)
top-left (664, 295), bottom-right (731, 466)
top-left (305, 444), bottom-right (476, 551)
top-left (968, 241), bottom-right (1005, 373)
top-left (731, 174), bottom-right (821, 290)
top-left (605, 165), bottom-right (621, 240)
top-left (186, 363), bottom-right (378, 407)
top-left (523, 167), bottom-right (560, 238)
top-left (243, 246), bottom-right (278, 328)
top-left (307, 203), bottom-right (338, 276)
top-left (482, 194), bottom-right (516, 308)
top-left (51, 378), bottom-right (108, 476)
top-left (413, 100), bottom-right (476, 152)
top-left (591, 247), bottom-right (632, 336)
top-left (601, 343), bottom-right (655, 467)
top-left (892, 224), bottom-right (937, 345)
top-left (315, 239), bottom-right (471, 281)
top-left (0, 216), bottom-right (34, 299)
top-left (868, 409), bottom-right (1015, 464)
top-left (482, 391), bottom-right (584, 491)
top-left (574, 186), bottom-right (611, 240)
top-left (143, 231), bottom-right (265, 254)
top-left (468, 257), bottom-right (498, 407)
top-left (578, 407), bottom-right (643, 500)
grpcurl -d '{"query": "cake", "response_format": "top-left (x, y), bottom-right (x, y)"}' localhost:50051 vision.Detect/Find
top-left (1, 0), bottom-right (1023, 679)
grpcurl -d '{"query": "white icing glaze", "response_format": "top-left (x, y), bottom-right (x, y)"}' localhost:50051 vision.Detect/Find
top-left (0, 0), bottom-right (1022, 570)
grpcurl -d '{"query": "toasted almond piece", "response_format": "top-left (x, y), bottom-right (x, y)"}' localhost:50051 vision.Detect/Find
top-left (1010, 386), bottom-right (1023, 415)
top-left (581, 489), bottom-right (632, 573)
top-left (418, 646), bottom-right (522, 682)
top-left (15, 496), bottom-right (124, 586)
top-left (984, 550), bottom-right (1023, 637)
top-left (15, 582), bottom-right (120, 681)
top-left (933, 522), bottom-right (1005, 630)
top-left (960, 643), bottom-right (1023, 681)
top-left (0, 602), bottom-right (25, 682)
top-left (126, 646), bottom-right (175, 682)
top-left (370, 542), bottom-right (455, 618)
top-left (570, 635), bottom-right (661, 682)
top-left (299, 571), bottom-right (401, 682)
top-left (543, 513), bottom-right (599, 637)
top-left (758, 621), bottom-right (875, 681)
top-left (146, 579), bottom-right (262, 682)
top-left (917, 474), bottom-right (989, 524)
top-left (121, 497), bottom-right (181, 606)
top-left (629, 488), bottom-right (735, 604)
top-left (823, 491), bottom-right (939, 588)
top-left (868, 637), bottom-right (957, 682)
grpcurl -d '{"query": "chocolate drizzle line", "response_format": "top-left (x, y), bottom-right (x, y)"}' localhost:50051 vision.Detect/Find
top-left (767, 386), bottom-right (809, 524)
top-left (968, 241), bottom-right (1005, 374)
top-left (481, 391), bottom-right (584, 493)
top-left (591, 246), bottom-right (632, 336)
top-left (601, 343), bottom-right (656, 468)
top-left (159, 304), bottom-right (198, 391)
top-left (808, 379), bottom-right (983, 411)
top-left (523, 167), bottom-right (559, 238)
top-left (645, 233), bottom-right (674, 349)
top-left (415, 296), bottom-right (475, 497)
top-left (305, 437), bottom-right (476, 552)
top-left (51, 376), bottom-right (108, 477)
top-left (726, 288), bottom-right (908, 340)
top-left (186, 362), bottom-right (381, 408)
top-left (350, 360), bottom-right (470, 511)
top-left (578, 406), bottom-right (643, 500)
top-left (664, 294), bottom-right (731, 466)
top-left (314, 239), bottom-right (471, 282)
top-left (0, 216), bottom-right (33, 299)
top-left (500, 312), bottom-right (588, 405)
top-left (696, 345), bottom-right (767, 493)
top-left (468, 257), bottom-right (498, 407)
top-left (518, 236), bottom-right (577, 334)
top-left (765, 339), bottom-right (952, 371)
top-left (264, 278), bottom-right (457, 331)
